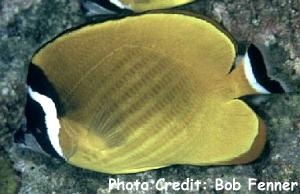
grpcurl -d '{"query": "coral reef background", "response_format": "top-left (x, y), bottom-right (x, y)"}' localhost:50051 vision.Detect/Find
top-left (0, 0), bottom-right (299, 193)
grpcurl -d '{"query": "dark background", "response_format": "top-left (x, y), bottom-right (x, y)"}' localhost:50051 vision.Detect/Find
top-left (0, 0), bottom-right (299, 193)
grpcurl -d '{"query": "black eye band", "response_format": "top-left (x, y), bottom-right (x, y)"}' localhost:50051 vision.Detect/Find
top-left (247, 44), bottom-right (285, 93)
top-left (81, 0), bottom-right (128, 13)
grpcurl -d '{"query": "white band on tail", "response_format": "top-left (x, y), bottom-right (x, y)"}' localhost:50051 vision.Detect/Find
top-left (28, 87), bottom-right (64, 158)
top-left (243, 53), bottom-right (270, 94)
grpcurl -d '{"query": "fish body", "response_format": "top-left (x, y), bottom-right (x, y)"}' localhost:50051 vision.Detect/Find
top-left (21, 13), bottom-right (283, 174)
top-left (108, 0), bottom-right (195, 12)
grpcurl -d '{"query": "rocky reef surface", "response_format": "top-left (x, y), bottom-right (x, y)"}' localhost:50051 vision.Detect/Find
top-left (0, 0), bottom-right (299, 193)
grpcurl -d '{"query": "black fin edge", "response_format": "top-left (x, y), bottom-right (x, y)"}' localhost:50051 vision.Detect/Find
top-left (32, 11), bottom-right (239, 75)
top-left (247, 44), bottom-right (285, 93)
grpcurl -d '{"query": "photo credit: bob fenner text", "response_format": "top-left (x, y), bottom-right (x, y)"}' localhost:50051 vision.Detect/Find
top-left (108, 177), bottom-right (298, 192)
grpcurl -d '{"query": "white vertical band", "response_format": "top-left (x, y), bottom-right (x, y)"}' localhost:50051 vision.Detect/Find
top-left (109, 0), bottom-right (132, 9)
top-left (28, 87), bottom-right (64, 158)
top-left (243, 53), bottom-right (270, 94)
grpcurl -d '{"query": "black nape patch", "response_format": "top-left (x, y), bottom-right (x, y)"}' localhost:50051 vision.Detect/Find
top-left (22, 94), bottom-right (61, 158)
top-left (27, 63), bottom-right (64, 116)
top-left (247, 44), bottom-right (285, 93)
